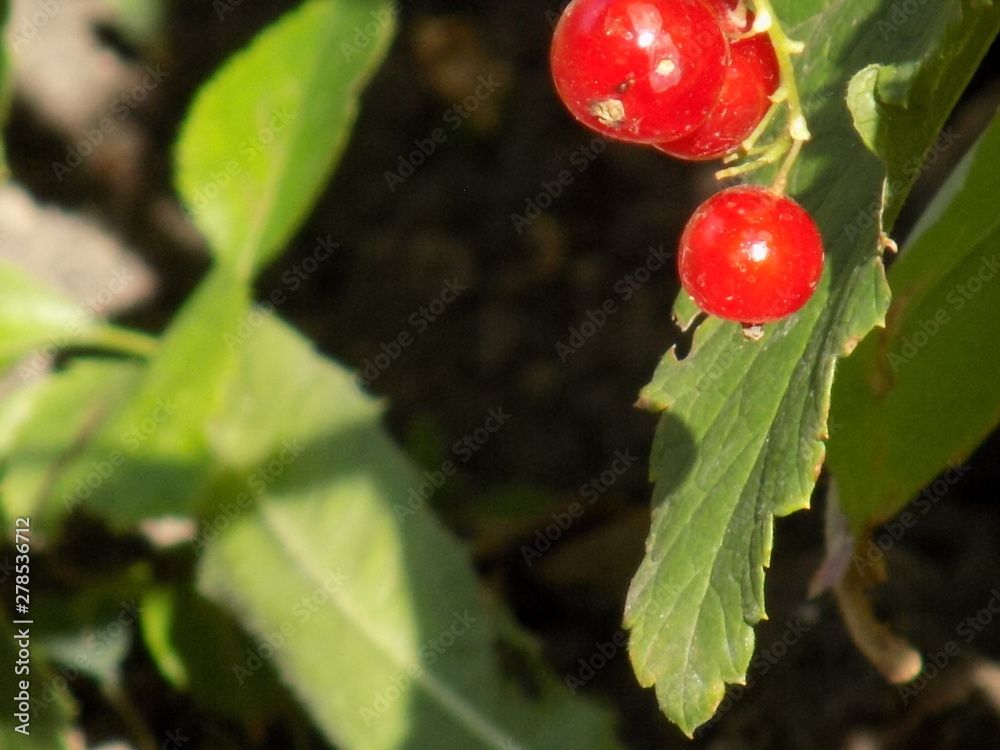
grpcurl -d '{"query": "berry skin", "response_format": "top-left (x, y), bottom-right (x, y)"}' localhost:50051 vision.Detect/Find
top-left (678, 186), bottom-right (824, 324)
top-left (550, 0), bottom-right (730, 143)
top-left (656, 26), bottom-right (779, 160)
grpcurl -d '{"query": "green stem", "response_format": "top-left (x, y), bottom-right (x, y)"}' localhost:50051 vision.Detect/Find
top-left (753, 0), bottom-right (809, 141)
top-left (715, 1), bottom-right (811, 191)
top-left (735, 92), bottom-right (784, 156)
top-left (79, 325), bottom-right (160, 359)
top-left (716, 134), bottom-right (790, 181)
top-left (771, 136), bottom-right (803, 194)
top-left (752, 0), bottom-right (810, 191)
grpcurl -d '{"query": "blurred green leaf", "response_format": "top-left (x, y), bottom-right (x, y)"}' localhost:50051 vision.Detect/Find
top-left (104, 0), bottom-right (167, 48)
top-left (0, 263), bottom-right (152, 381)
top-left (43, 268), bottom-right (248, 526)
top-left (18, 0), bottom-right (396, 528)
top-left (42, 618), bottom-right (132, 693)
top-left (199, 317), bottom-right (623, 750)
top-left (828, 109), bottom-right (1000, 529)
top-left (624, 0), bottom-right (1000, 735)
top-left (1, 361), bottom-right (140, 529)
top-left (0, 374), bottom-right (40, 458)
top-left (139, 588), bottom-right (188, 690)
top-left (175, 0), bottom-right (395, 279)
top-left (0, 263), bottom-right (98, 377)
top-left (140, 585), bottom-right (289, 722)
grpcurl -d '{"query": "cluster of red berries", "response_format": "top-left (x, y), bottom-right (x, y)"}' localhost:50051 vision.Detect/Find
top-left (550, 0), bottom-right (824, 326)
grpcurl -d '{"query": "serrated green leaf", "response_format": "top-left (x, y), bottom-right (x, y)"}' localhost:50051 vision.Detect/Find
top-left (624, 0), bottom-right (1000, 735)
top-left (828, 109), bottom-right (1000, 529)
top-left (175, 0), bottom-right (394, 279)
top-left (199, 317), bottom-right (623, 750)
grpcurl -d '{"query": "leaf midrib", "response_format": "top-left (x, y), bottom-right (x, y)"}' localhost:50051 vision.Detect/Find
top-left (260, 500), bottom-right (526, 750)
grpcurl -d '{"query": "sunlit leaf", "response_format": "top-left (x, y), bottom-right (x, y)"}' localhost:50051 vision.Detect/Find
top-left (175, 0), bottom-right (395, 279)
top-left (625, 0), bottom-right (1000, 734)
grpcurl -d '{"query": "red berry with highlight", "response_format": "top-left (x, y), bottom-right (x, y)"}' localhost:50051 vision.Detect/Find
top-left (656, 26), bottom-right (779, 160)
top-left (678, 186), bottom-right (824, 324)
top-left (550, 0), bottom-right (730, 143)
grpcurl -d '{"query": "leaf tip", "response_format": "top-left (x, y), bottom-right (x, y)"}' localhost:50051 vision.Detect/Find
top-left (634, 392), bottom-right (665, 413)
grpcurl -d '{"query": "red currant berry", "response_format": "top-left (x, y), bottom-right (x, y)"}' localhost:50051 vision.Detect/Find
top-left (655, 28), bottom-right (778, 160)
top-left (550, 0), bottom-right (730, 143)
top-left (678, 186), bottom-right (824, 324)
top-left (699, 0), bottom-right (751, 35)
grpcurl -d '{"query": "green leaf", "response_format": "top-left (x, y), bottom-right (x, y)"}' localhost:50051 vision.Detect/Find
top-left (845, 2), bottom-right (1000, 226)
top-left (41, 267), bottom-right (249, 526)
top-left (138, 588), bottom-right (190, 690)
top-left (42, 619), bottom-right (132, 693)
top-left (199, 317), bottom-right (623, 750)
top-left (1, 360), bottom-right (140, 528)
top-left (828, 110), bottom-right (1000, 529)
top-left (175, 0), bottom-right (395, 279)
top-left (624, 0), bottom-right (1000, 735)
top-left (0, 263), bottom-right (98, 376)
top-left (140, 586), bottom-right (289, 721)
top-left (103, 0), bottom-right (167, 48)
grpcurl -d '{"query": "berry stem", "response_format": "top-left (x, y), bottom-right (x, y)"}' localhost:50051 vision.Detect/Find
top-left (715, 133), bottom-right (789, 182)
top-left (715, 0), bottom-right (811, 191)
top-left (729, 94), bottom-right (784, 159)
top-left (771, 136), bottom-right (803, 194)
top-left (752, 0), bottom-right (810, 141)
